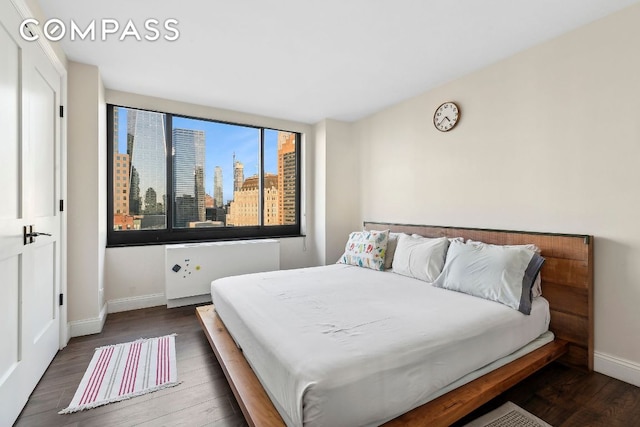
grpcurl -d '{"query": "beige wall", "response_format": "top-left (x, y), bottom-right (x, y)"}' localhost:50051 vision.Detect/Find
top-left (312, 119), bottom-right (361, 265)
top-left (324, 119), bottom-right (361, 263)
top-left (312, 121), bottom-right (327, 263)
top-left (98, 73), bottom-right (107, 311)
top-left (67, 62), bottom-right (106, 333)
top-left (353, 4), bottom-right (640, 381)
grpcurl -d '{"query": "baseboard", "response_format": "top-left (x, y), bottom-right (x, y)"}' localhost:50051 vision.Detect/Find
top-left (107, 293), bottom-right (166, 313)
top-left (166, 294), bottom-right (212, 308)
top-left (594, 351), bottom-right (640, 387)
top-left (69, 293), bottom-right (207, 336)
top-left (69, 303), bottom-right (108, 337)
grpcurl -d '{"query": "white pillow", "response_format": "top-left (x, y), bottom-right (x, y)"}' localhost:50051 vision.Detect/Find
top-left (433, 240), bottom-right (545, 315)
top-left (412, 233), bottom-right (464, 244)
top-left (337, 230), bottom-right (389, 271)
top-left (466, 240), bottom-right (543, 297)
top-left (392, 234), bottom-right (450, 282)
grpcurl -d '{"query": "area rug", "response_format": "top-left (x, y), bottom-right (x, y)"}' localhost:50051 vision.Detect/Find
top-left (59, 334), bottom-right (179, 414)
top-left (464, 401), bottom-right (552, 427)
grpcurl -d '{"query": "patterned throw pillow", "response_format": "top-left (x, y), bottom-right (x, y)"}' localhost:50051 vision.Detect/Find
top-left (337, 230), bottom-right (389, 271)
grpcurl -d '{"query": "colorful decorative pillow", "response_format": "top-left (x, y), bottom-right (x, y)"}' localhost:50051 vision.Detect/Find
top-left (392, 234), bottom-right (450, 282)
top-left (433, 240), bottom-right (545, 315)
top-left (337, 230), bottom-right (389, 271)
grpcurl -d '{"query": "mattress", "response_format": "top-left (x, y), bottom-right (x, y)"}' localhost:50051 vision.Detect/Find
top-left (211, 264), bottom-right (551, 427)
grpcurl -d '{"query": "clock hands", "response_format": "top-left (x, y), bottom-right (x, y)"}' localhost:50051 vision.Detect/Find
top-left (437, 116), bottom-right (450, 126)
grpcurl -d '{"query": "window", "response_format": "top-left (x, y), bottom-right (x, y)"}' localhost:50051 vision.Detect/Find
top-left (107, 105), bottom-right (301, 246)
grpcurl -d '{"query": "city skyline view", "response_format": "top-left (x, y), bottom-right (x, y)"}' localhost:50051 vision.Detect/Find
top-left (113, 106), bottom-right (298, 231)
top-left (116, 110), bottom-right (281, 205)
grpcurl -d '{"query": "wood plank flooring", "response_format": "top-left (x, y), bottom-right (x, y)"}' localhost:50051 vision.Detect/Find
top-left (14, 305), bottom-right (640, 426)
top-left (14, 305), bottom-right (247, 427)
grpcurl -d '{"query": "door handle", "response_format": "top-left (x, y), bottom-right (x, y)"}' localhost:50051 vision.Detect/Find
top-left (23, 225), bottom-right (52, 245)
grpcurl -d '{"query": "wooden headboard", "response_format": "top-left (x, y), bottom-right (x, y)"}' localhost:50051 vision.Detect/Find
top-left (364, 222), bottom-right (594, 370)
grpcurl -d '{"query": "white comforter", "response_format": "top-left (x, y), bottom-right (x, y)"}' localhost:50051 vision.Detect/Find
top-left (211, 264), bottom-right (550, 427)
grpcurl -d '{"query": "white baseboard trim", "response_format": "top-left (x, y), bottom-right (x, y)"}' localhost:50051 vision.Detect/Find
top-left (166, 294), bottom-right (211, 308)
top-left (69, 293), bottom-right (209, 336)
top-left (594, 351), bottom-right (640, 387)
top-left (107, 293), bottom-right (166, 314)
top-left (69, 303), bottom-right (108, 337)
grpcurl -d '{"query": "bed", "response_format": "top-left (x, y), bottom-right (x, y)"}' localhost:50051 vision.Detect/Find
top-left (196, 223), bottom-right (593, 426)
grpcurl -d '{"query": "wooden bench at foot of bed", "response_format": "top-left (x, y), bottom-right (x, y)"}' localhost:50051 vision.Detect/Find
top-left (197, 223), bottom-right (593, 427)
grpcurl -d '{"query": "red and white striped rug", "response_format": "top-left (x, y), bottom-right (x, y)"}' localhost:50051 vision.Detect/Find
top-left (59, 334), bottom-right (179, 414)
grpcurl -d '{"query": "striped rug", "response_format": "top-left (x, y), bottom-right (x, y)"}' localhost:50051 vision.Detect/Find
top-left (59, 334), bottom-right (179, 414)
top-left (464, 402), bottom-right (552, 427)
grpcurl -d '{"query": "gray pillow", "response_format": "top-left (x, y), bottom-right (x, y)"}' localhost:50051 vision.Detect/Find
top-left (383, 232), bottom-right (406, 270)
top-left (433, 240), bottom-right (544, 315)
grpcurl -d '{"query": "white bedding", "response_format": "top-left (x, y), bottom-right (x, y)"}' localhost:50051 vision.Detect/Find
top-left (211, 264), bottom-right (551, 427)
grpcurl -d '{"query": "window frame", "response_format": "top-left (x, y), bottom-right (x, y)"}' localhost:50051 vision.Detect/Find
top-left (107, 104), bottom-right (302, 247)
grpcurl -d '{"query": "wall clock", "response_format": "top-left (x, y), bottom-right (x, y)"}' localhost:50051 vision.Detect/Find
top-left (433, 102), bottom-right (460, 132)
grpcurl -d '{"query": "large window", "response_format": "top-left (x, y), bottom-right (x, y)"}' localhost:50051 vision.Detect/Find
top-left (107, 105), bottom-right (301, 246)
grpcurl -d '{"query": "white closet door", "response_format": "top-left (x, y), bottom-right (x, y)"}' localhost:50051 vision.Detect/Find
top-left (0, 2), bottom-right (62, 424)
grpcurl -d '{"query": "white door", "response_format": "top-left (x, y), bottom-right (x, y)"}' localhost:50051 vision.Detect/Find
top-left (0, 2), bottom-right (62, 424)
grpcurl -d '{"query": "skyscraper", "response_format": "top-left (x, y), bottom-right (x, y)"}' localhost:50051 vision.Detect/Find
top-left (233, 157), bottom-right (244, 194)
top-left (214, 166), bottom-right (223, 207)
top-left (277, 132), bottom-right (297, 225)
top-left (127, 109), bottom-right (166, 225)
top-left (113, 153), bottom-right (130, 215)
top-left (113, 107), bottom-right (119, 155)
top-left (113, 151), bottom-right (133, 230)
top-left (173, 128), bottom-right (206, 227)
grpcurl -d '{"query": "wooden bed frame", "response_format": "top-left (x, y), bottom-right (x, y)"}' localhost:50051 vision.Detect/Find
top-left (196, 223), bottom-right (593, 427)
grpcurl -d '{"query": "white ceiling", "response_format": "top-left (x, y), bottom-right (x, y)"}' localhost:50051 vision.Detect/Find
top-left (38, 0), bottom-right (638, 124)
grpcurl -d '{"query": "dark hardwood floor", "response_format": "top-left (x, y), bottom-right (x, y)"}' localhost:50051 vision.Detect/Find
top-left (15, 305), bottom-right (640, 426)
top-left (14, 305), bottom-right (247, 427)
top-left (454, 361), bottom-right (640, 427)
top-left (455, 363), bottom-right (640, 427)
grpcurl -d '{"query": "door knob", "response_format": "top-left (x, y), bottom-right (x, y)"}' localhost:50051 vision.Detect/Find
top-left (23, 225), bottom-right (51, 245)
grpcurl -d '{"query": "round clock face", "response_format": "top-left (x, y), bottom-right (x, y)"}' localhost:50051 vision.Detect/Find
top-left (433, 102), bottom-right (460, 132)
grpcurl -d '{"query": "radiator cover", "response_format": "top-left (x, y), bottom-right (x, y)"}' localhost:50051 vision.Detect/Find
top-left (165, 239), bottom-right (280, 302)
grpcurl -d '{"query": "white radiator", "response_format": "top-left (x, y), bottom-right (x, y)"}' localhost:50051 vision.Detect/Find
top-left (165, 239), bottom-right (280, 304)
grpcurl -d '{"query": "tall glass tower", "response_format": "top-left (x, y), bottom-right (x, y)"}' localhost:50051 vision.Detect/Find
top-left (127, 109), bottom-right (167, 227)
top-left (173, 128), bottom-right (206, 227)
top-left (214, 166), bottom-right (223, 207)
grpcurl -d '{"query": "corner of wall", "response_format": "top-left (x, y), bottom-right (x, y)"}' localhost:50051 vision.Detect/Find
top-left (312, 120), bottom-right (327, 265)
top-left (312, 119), bottom-right (361, 265)
top-left (595, 352), bottom-right (640, 388)
top-left (69, 302), bottom-right (107, 337)
top-left (66, 61), bottom-right (103, 328)
top-left (97, 70), bottom-right (107, 310)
